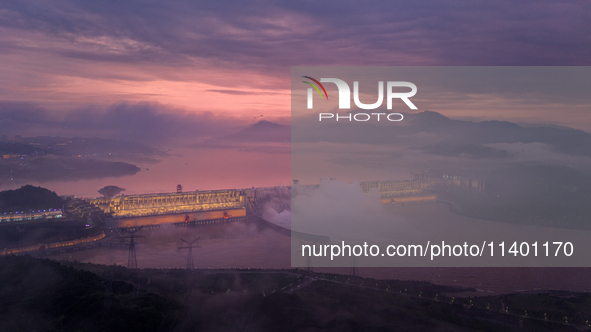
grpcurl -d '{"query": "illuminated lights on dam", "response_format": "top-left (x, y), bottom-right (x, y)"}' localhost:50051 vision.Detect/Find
top-left (88, 189), bottom-right (247, 218)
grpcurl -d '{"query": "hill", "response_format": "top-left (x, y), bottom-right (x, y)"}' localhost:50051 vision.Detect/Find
top-left (224, 120), bottom-right (290, 143)
top-left (0, 185), bottom-right (64, 212)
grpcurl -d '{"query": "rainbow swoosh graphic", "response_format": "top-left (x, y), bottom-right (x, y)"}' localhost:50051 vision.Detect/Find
top-left (302, 76), bottom-right (328, 99)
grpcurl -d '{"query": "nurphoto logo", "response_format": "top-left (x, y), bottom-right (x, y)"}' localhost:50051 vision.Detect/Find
top-left (302, 76), bottom-right (417, 122)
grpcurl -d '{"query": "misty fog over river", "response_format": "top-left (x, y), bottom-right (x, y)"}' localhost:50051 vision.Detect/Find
top-left (51, 203), bottom-right (591, 295)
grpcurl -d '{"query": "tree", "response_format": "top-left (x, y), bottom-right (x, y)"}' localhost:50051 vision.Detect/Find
top-left (98, 186), bottom-right (125, 198)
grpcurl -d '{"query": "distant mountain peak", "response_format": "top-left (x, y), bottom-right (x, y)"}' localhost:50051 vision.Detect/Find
top-left (415, 110), bottom-right (451, 120)
top-left (223, 120), bottom-right (290, 143)
top-left (407, 110), bottom-right (455, 128)
top-left (251, 120), bottom-right (286, 129)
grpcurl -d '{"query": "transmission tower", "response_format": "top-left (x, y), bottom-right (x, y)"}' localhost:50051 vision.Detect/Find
top-left (179, 238), bottom-right (200, 269)
top-left (119, 227), bottom-right (145, 269)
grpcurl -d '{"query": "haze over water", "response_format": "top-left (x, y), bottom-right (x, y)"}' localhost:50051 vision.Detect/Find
top-left (51, 203), bottom-right (591, 295)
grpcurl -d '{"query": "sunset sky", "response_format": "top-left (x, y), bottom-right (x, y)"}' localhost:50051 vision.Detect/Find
top-left (0, 0), bottom-right (590, 139)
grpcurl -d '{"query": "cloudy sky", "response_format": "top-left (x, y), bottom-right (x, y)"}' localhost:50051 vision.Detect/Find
top-left (0, 0), bottom-right (590, 140)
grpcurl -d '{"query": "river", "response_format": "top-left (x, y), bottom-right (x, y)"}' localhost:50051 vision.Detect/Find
top-left (51, 202), bottom-right (591, 295)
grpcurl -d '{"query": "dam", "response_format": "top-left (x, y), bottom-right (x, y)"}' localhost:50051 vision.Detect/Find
top-left (88, 189), bottom-right (246, 218)
top-left (87, 188), bottom-right (251, 229)
top-left (86, 176), bottom-right (483, 229)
